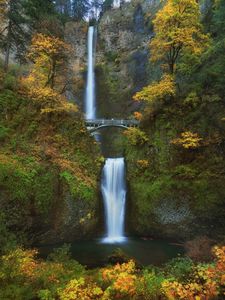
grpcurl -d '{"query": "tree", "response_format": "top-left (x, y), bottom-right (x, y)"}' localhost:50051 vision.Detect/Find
top-left (102, 0), bottom-right (114, 12)
top-left (213, 0), bottom-right (225, 37)
top-left (55, 0), bottom-right (71, 16)
top-left (22, 33), bottom-right (77, 115)
top-left (27, 33), bottom-right (70, 89)
top-left (23, 0), bottom-right (55, 27)
top-left (71, 0), bottom-right (90, 21)
top-left (150, 0), bottom-right (209, 74)
top-left (0, 0), bottom-right (29, 71)
top-left (89, 0), bottom-right (103, 20)
top-left (0, 0), bottom-right (57, 71)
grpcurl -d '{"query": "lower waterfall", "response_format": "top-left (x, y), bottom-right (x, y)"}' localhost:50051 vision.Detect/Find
top-left (101, 158), bottom-right (127, 243)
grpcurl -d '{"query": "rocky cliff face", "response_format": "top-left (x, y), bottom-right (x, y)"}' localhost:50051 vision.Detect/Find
top-left (96, 0), bottom-right (159, 117)
top-left (64, 0), bottom-right (160, 117)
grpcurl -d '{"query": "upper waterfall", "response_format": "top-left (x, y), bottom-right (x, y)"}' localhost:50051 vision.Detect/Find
top-left (113, 0), bottom-right (131, 8)
top-left (85, 26), bottom-right (96, 119)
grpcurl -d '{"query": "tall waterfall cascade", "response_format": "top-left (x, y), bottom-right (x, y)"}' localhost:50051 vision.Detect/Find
top-left (85, 26), bottom-right (96, 119)
top-left (101, 158), bottom-right (127, 243)
top-left (85, 27), bottom-right (127, 243)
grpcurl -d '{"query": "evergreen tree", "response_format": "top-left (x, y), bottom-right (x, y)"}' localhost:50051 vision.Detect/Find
top-left (90, 0), bottom-right (103, 19)
top-left (0, 0), bottom-right (28, 70)
top-left (23, 0), bottom-right (55, 24)
top-left (213, 0), bottom-right (225, 37)
top-left (102, 0), bottom-right (114, 12)
top-left (0, 0), bottom-right (57, 70)
top-left (71, 0), bottom-right (89, 21)
top-left (55, 0), bottom-right (71, 16)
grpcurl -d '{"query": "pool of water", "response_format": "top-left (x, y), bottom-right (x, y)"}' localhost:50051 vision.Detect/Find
top-left (38, 238), bottom-right (184, 268)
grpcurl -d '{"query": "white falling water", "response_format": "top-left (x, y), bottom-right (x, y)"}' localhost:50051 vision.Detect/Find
top-left (113, 0), bottom-right (131, 8)
top-left (85, 26), bottom-right (96, 119)
top-left (101, 158), bottom-right (127, 243)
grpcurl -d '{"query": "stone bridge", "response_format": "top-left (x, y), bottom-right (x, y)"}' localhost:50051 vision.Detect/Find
top-left (85, 119), bottom-right (139, 133)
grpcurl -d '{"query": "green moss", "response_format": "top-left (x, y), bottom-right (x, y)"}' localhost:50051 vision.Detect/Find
top-left (60, 171), bottom-right (95, 203)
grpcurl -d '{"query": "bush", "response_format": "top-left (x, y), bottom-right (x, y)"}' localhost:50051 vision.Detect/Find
top-left (164, 257), bottom-right (194, 282)
top-left (3, 73), bottom-right (17, 90)
top-left (136, 269), bottom-right (165, 299)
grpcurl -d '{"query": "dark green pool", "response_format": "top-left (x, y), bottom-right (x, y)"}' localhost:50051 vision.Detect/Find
top-left (38, 238), bottom-right (184, 268)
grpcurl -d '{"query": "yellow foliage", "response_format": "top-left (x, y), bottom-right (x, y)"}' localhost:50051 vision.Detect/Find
top-left (58, 278), bottom-right (103, 300)
top-left (133, 74), bottom-right (175, 103)
top-left (171, 131), bottom-right (203, 149)
top-left (124, 127), bottom-right (149, 146)
top-left (1, 248), bottom-right (38, 280)
top-left (162, 246), bottom-right (225, 299)
top-left (150, 0), bottom-right (210, 73)
top-left (136, 160), bottom-right (150, 169)
top-left (21, 33), bottom-right (77, 115)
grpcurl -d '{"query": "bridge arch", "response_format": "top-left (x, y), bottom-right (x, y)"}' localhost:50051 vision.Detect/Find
top-left (85, 119), bottom-right (139, 133)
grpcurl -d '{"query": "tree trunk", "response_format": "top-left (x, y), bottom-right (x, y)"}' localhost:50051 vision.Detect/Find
top-left (4, 21), bottom-right (12, 72)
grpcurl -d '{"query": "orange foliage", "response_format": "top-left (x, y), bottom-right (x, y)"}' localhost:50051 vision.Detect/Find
top-left (133, 112), bottom-right (143, 121)
top-left (101, 260), bottom-right (137, 298)
top-left (162, 246), bottom-right (225, 300)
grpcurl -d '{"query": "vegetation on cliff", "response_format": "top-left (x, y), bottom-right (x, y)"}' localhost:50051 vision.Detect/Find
top-left (0, 0), bottom-right (102, 252)
top-left (123, 0), bottom-right (225, 239)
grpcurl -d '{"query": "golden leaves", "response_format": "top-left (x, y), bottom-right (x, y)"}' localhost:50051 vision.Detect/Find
top-left (124, 128), bottom-right (149, 146)
top-left (21, 33), bottom-right (77, 115)
top-left (150, 0), bottom-right (210, 72)
top-left (171, 131), bottom-right (203, 149)
top-left (133, 74), bottom-right (175, 103)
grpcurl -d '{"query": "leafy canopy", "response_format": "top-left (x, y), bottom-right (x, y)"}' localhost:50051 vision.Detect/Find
top-left (150, 0), bottom-right (209, 73)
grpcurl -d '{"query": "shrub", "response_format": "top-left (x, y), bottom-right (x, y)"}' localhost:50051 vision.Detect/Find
top-left (164, 257), bottom-right (194, 282)
top-left (124, 128), bottom-right (149, 146)
top-left (136, 269), bottom-right (165, 299)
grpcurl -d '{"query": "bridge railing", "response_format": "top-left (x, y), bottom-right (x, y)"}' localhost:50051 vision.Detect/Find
top-left (85, 119), bottom-right (140, 127)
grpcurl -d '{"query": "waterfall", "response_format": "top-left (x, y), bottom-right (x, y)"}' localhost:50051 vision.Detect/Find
top-left (101, 158), bottom-right (127, 243)
top-left (113, 0), bottom-right (131, 8)
top-left (85, 26), bottom-right (96, 120)
top-left (84, 27), bottom-right (127, 244)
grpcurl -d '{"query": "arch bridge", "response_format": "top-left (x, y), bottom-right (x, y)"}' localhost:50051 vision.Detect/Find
top-left (85, 119), bottom-right (139, 133)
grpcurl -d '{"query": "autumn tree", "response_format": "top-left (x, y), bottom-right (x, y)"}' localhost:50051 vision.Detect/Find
top-left (27, 33), bottom-right (69, 89)
top-left (22, 33), bottom-right (77, 115)
top-left (150, 0), bottom-right (209, 74)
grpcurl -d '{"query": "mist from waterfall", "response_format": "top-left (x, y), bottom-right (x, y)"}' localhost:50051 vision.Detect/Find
top-left (85, 26), bottom-right (96, 119)
top-left (101, 158), bottom-right (127, 243)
